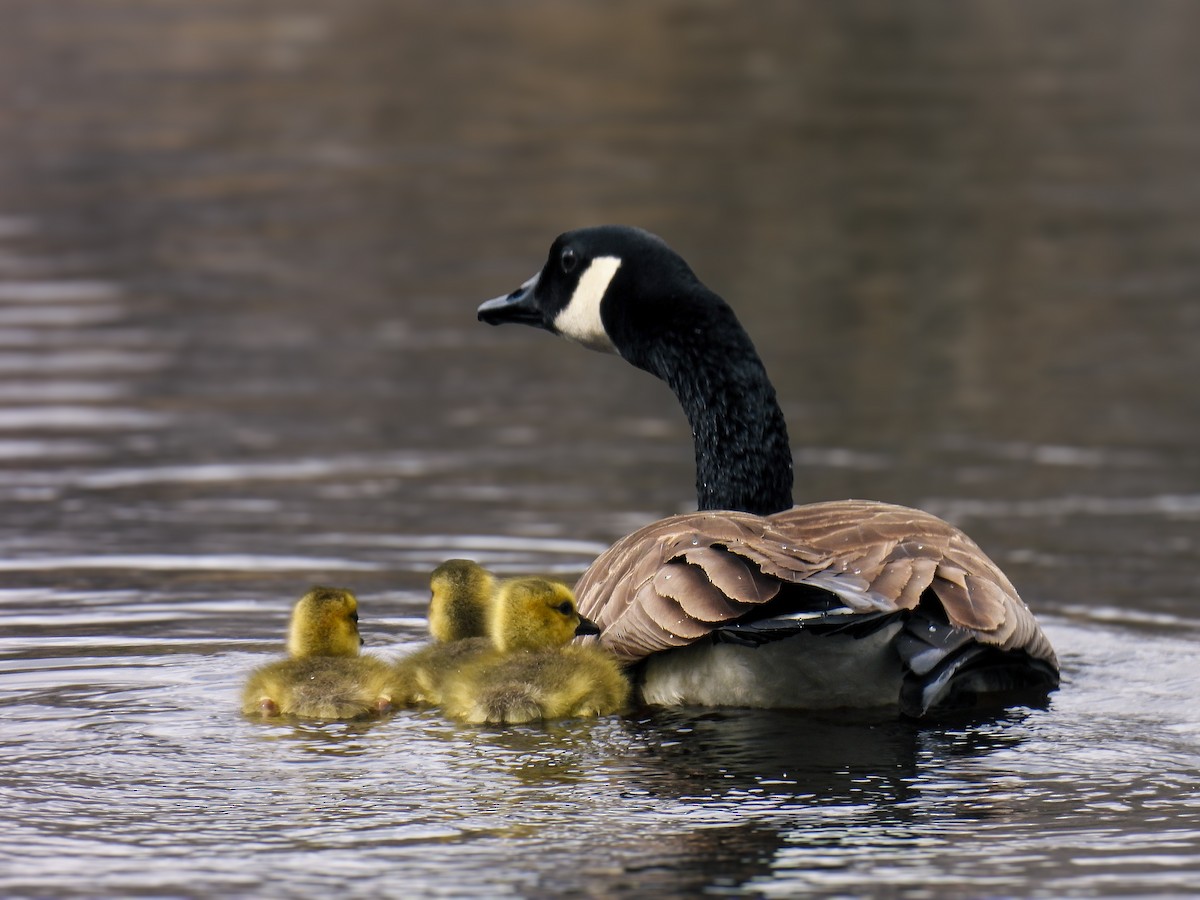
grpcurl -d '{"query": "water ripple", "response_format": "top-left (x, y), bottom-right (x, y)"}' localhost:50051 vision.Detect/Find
top-left (0, 554), bottom-right (382, 573)
top-left (0, 406), bottom-right (167, 430)
top-left (75, 453), bottom-right (459, 489)
top-left (0, 438), bottom-right (101, 460)
top-left (0, 351), bottom-right (168, 374)
top-left (0, 381), bottom-right (126, 402)
top-left (308, 532), bottom-right (611, 556)
top-left (0, 304), bottom-right (126, 326)
top-left (0, 280), bottom-right (120, 302)
top-left (925, 492), bottom-right (1200, 521)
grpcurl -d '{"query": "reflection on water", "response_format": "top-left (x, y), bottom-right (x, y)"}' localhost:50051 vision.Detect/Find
top-left (2, 0), bottom-right (1199, 896)
top-left (3, 610), bottom-right (1198, 897)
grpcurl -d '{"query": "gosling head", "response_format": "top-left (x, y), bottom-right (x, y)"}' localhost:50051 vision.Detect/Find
top-left (428, 559), bottom-right (495, 643)
top-left (286, 586), bottom-right (363, 658)
top-left (489, 577), bottom-right (601, 654)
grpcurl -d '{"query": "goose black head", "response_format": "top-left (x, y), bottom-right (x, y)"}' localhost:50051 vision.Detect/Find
top-left (477, 225), bottom-right (706, 361)
top-left (478, 225), bottom-right (794, 515)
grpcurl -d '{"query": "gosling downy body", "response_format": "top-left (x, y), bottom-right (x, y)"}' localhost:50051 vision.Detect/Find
top-left (392, 559), bottom-right (496, 706)
top-left (441, 577), bottom-right (630, 725)
top-left (478, 225), bottom-right (1060, 717)
top-left (242, 586), bottom-right (393, 720)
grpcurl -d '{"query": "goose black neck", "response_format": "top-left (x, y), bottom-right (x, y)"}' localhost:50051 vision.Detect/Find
top-left (621, 294), bottom-right (794, 516)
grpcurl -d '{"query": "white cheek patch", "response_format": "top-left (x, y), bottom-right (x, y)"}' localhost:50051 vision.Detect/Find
top-left (553, 256), bottom-right (621, 353)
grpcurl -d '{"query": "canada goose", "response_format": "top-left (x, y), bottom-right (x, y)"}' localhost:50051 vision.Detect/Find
top-left (478, 225), bottom-right (1060, 717)
top-left (242, 586), bottom-right (393, 719)
top-left (441, 577), bottom-right (630, 724)
top-left (392, 559), bottom-right (496, 706)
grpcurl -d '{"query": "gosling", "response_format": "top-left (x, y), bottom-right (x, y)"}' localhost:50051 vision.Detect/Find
top-left (392, 559), bottom-right (496, 706)
top-left (441, 577), bottom-right (630, 724)
top-left (242, 586), bottom-right (393, 720)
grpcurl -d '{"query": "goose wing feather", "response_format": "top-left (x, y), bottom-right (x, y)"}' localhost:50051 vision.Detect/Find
top-left (575, 499), bottom-right (1057, 668)
top-left (617, 579), bottom-right (696, 658)
top-left (677, 547), bottom-right (780, 605)
top-left (653, 562), bottom-right (768, 621)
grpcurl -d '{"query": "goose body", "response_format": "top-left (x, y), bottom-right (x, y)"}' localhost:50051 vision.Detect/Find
top-left (478, 225), bottom-right (1060, 716)
top-left (392, 559), bottom-right (496, 706)
top-left (440, 576), bottom-right (630, 724)
top-left (243, 586), bottom-right (393, 719)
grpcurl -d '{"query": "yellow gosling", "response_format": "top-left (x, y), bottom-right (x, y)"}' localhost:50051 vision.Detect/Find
top-left (427, 558), bottom-right (494, 642)
top-left (242, 586), bottom-right (393, 720)
top-left (441, 577), bottom-right (630, 725)
top-left (392, 559), bottom-right (496, 706)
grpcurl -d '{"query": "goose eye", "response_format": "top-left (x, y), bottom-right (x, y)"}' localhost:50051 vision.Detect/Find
top-left (350, 611), bottom-right (359, 624)
top-left (560, 247), bottom-right (577, 274)
top-left (555, 600), bottom-right (574, 616)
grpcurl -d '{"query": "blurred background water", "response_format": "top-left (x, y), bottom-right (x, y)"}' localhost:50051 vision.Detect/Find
top-left (1, 1), bottom-right (1198, 896)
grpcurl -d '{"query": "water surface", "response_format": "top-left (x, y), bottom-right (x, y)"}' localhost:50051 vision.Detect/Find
top-left (1, 1), bottom-right (1198, 896)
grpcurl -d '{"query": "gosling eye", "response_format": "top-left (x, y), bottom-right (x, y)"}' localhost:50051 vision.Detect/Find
top-left (560, 247), bottom-right (577, 274)
top-left (350, 611), bottom-right (359, 624)
top-left (555, 600), bottom-right (574, 616)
